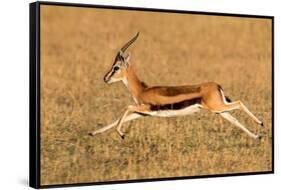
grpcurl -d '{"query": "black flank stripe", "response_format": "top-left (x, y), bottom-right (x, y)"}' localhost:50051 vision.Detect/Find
top-left (151, 98), bottom-right (201, 111)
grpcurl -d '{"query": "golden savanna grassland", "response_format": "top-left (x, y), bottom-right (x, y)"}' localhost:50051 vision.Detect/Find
top-left (40, 5), bottom-right (272, 185)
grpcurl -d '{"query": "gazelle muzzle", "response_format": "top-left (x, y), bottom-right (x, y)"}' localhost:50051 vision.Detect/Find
top-left (104, 70), bottom-right (113, 83)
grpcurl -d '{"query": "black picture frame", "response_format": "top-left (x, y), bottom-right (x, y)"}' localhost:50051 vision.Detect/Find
top-left (29, 1), bottom-right (274, 189)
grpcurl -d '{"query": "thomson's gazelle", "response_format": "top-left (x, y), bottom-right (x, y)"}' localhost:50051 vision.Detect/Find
top-left (89, 33), bottom-right (263, 139)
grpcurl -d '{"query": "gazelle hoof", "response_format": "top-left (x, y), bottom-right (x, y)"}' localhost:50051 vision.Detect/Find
top-left (88, 132), bottom-right (96, 136)
top-left (117, 130), bottom-right (125, 139)
top-left (261, 122), bottom-right (264, 127)
top-left (254, 135), bottom-right (262, 140)
top-left (118, 133), bottom-right (125, 139)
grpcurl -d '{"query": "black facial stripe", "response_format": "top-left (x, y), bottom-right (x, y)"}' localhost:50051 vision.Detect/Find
top-left (105, 67), bottom-right (115, 80)
top-left (109, 69), bottom-right (116, 77)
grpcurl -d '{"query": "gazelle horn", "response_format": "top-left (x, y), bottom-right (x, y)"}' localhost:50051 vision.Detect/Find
top-left (120, 32), bottom-right (140, 53)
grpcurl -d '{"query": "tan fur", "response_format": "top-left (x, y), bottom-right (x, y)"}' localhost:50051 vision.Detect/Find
top-left (113, 64), bottom-right (223, 111)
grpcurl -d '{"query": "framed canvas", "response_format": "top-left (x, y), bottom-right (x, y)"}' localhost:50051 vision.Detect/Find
top-left (29, 1), bottom-right (274, 188)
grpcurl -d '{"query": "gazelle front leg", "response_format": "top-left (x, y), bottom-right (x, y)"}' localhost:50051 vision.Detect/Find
top-left (116, 104), bottom-right (150, 139)
top-left (89, 113), bottom-right (143, 136)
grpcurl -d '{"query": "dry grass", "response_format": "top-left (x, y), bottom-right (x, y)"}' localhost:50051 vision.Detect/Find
top-left (40, 5), bottom-right (272, 185)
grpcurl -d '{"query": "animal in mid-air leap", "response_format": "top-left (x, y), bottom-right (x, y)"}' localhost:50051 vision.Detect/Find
top-left (89, 32), bottom-right (263, 139)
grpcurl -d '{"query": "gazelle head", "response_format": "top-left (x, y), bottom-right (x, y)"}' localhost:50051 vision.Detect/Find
top-left (104, 32), bottom-right (139, 84)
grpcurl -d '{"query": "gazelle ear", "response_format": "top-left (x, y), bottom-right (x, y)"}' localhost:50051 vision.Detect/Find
top-left (125, 52), bottom-right (131, 64)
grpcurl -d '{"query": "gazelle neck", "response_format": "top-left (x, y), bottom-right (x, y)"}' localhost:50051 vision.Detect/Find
top-left (122, 65), bottom-right (147, 104)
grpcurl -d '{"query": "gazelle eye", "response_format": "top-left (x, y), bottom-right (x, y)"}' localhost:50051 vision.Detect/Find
top-left (113, 66), bottom-right (119, 71)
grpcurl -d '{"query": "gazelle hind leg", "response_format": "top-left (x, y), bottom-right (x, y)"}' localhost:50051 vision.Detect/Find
top-left (215, 100), bottom-right (263, 126)
top-left (218, 89), bottom-right (263, 125)
top-left (220, 112), bottom-right (259, 139)
top-left (239, 102), bottom-right (263, 126)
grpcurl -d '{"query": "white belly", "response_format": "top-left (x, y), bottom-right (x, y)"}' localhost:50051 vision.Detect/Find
top-left (147, 104), bottom-right (201, 117)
